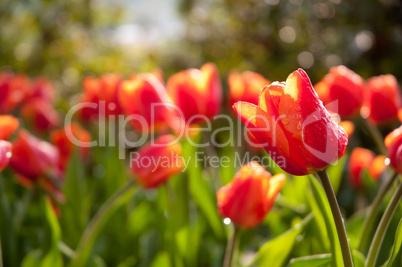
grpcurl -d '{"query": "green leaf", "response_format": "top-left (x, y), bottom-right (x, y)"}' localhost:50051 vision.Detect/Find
top-left (182, 137), bottom-right (225, 241)
top-left (327, 151), bottom-right (348, 195)
top-left (250, 213), bottom-right (313, 267)
top-left (288, 253), bottom-right (332, 267)
top-left (352, 250), bottom-right (365, 267)
top-left (41, 198), bottom-right (63, 267)
top-left (383, 218), bottom-right (402, 267)
top-left (150, 251), bottom-right (171, 267)
top-left (308, 175), bottom-right (343, 267)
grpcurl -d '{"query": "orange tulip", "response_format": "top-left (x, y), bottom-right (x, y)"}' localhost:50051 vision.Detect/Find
top-left (233, 69), bottom-right (348, 176)
top-left (0, 141), bottom-right (12, 171)
top-left (228, 71), bottom-right (270, 107)
top-left (79, 73), bottom-right (122, 120)
top-left (50, 123), bottom-right (91, 171)
top-left (166, 63), bottom-right (222, 124)
top-left (363, 75), bottom-right (402, 124)
top-left (119, 73), bottom-right (173, 132)
top-left (20, 99), bottom-right (60, 132)
top-left (217, 161), bottom-right (285, 229)
top-left (385, 125), bottom-right (402, 174)
top-left (338, 121), bottom-right (355, 139)
top-left (314, 65), bottom-right (365, 119)
top-left (369, 155), bottom-right (387, 180)
top-left (0, 115), bottom-right (19, 140)
top-left (348, 147), bottom-right (375, 189)
top-left (10, 130), bottom-right (60, 182)
top-left (131, 135), bottom-right (184, 188)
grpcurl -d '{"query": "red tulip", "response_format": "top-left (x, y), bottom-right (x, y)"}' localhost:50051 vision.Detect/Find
top-left (228, 71), bottom-right (270, 107)
top-left (10, 130), bottom-right (60, 182)
top-left (0, 141), bottom-right (12, 171)
top-left (0, 72), bottom-right (31, 113)
top-left (50, 123), bottom-right (91, 171)
top-left (119, 73), bottom-right (173, 132)
top-left (79, 74), bottom-right (122, 120)
top-left (385, 125), bottom-right (402, 174)
top-left (348, 147), bottom-right (375, 189)
top-left (233, 69), bottom-right (348, 176)
top-left (217, 161), bottom-right (285, 229)
top-left (363, 75), bottom-right (402, 124)
top-left (314, 66), bottom-right (365, 119)
top-left (0, 115), bottom-right (19, 140)
top-left (20, 99), bottom-right (60, 132)
top-left (131, 135), bottom-right (184, 188)
top-left (166, 63), bottom-right (222, 124)
top-left (28, 77), bottom-right (56, 102)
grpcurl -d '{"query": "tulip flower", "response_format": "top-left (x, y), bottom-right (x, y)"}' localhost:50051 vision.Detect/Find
top-left (10, 130), bottom-right (60, 182)
top-left (217, 161), bottom-right (285, 229)
top-left (348, 147), bottom-right (375, 188)
top-left (0, 115), bottom-right (19, 140)
top-left (385, 125), bottom-right (402, 174)
top-left (314, 65), bottom-right (365, 119)
top-left (79, 73), bottom-right (122, 120)
top-left (131, 135), bottom-right (183, 188)
top-left (338, 121), bottom-right (355, 138)
top-left (20, 99), bottom-right (60, 132)
top-left (166, 63), bottom-right (222, 124)
top-left (28, 77), bottom-right (56, 102)
top-left (233, 69), bottom-right (348, 176)
top-left (228, 71), bottom-right (270, 107)
top-left (0, 140), bottom-right (12, 172)
top-left (119, 73), bottom-right (173, 132)
top-left (363, 75), bottom-right (402, 124)
top-left (50, 122), bottom-right (91, 171)
top-left (0, 72), bottom-right (31, 113)
top-left (369, 155), bottom-right (387, 180)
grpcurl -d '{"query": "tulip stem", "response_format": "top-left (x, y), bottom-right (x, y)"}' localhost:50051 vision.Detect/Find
top-left (317, 170), bottom-right (353, 267)
top-left (0, 237), bottom-right (3, 267)
top-left (224, 226), bottom-right (240, 267)
top-left (365, 179), bottom-right (402, 267)
top-left (358, 171), bottom-right (399, 253)
top-left (359, 117), bottom-right (387, 155)
top-left (72, 180), bottom-right (136, 266)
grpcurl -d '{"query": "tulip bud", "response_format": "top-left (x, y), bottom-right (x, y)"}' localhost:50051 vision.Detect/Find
top-left (385, 125), bottom-right (402, 174)
top-left (315, 65), bottom-right (365, 119)
top-left (363, 75), bottom-right (402, 124)
top-left (0, 140), bottom-right (12, 172)
top-left (50, 122), bottom-right (91, 171)
top-left (20, 99), bottom-right (60, 132)
top-left (10, 130), bottom-right (59, 182)
top-left (0, 115), bottom-right (19, 140)
top-left (131, 135), bottom-right (183, 188)
top-left (228, 71), bottom-right (270, 107)
top-left (233, 69), bottom-right (348, 176)
top-left (217, 161), bottom-right (285, 229)
top-left (349, 147), bottom-right (375, 189)
top-left (119, 73), bottom-right (173, 132)
top-left (79, 74), bottom-right (122, 120)
top-left (167, 63), bottom-right (222, 124)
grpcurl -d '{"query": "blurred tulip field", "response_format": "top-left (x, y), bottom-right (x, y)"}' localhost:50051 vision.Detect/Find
top-left (1, 0), bottom-right (402, 267)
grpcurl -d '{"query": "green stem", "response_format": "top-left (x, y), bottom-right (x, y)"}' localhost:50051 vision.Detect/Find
top-left (359, 117), bottom-right (387, 155)
top-left (358, 172), bottom-right (399, 253)
top-left (223, 226), bottom-right (240, 267)
top-left (365, 180), bottom-right (402, 267)
top-left (72, 180), bottom-right (135, 267)
top-left (317, 170), bottom-right (354, 267)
